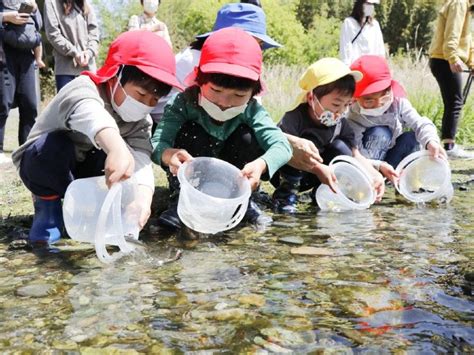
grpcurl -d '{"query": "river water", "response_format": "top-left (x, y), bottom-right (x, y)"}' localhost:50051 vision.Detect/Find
top-left (0, 187), bottom-right (473, 353)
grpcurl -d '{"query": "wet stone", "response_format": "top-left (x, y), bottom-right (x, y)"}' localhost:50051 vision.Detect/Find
top-left (16, 283), bottom-right (54, 297)
top-left (290, 246), bottom-right (333, 256)
top-left (278, 236), bottom-right (304, 245)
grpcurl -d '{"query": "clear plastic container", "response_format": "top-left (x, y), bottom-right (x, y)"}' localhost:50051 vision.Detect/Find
top-left (316, 155), bottom-right (376, 212)
top-left (177, 157), bottom-right (251, 234)
top-left (62, 176), bottom-right (140, 263)
top-left (395, 150), bottom-right (453, 204)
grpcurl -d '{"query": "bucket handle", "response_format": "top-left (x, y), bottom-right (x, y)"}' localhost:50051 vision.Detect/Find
top-left (94, 181), bottom-right (135, 264)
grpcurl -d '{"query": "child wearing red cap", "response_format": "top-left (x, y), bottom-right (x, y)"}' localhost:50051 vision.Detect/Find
top-left (348, 55), bottom-right (446, 182)
top-left (151, 27), bottom-right (291, 232)
top-left (272, 58), bottom-right (385, 213)
top-left (12, 30), bottom-right (183, 246)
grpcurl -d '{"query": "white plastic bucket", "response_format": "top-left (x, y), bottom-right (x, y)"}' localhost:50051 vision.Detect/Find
top-left (395, 150), bottom-right (453, 204)
top-left (63, 176), bottom-right (140, 263)
top-left (177, 157), bottom-right (251, 234)
top-left (316, 155), bottom-right (376, 212)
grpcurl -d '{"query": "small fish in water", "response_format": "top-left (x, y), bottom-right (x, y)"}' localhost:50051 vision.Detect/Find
top-left (411, 187), bottom-right (435, 194)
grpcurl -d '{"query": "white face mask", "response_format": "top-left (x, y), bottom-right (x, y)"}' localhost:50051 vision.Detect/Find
top-left (198, 94), bottom-right (248, 122)
top-left (143, 0), bottom-right (159, 14)
top-left (111, 76), bottom-right (154, 122)
top-left (359, 95), bottom-right (393, 117)
top-left (363, 3), bottom-right (375, 17)
top-left (311, 95), bottom-right (346, 127)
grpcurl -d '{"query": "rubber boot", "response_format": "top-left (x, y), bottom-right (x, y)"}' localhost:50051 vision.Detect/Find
top-left (244, 197), bottom-right (273, 229)
top-left (272, 173), bottom-right (301, 213)
top-left (29, 195), bottom-right (63, 245)
top-left (157, 173), bottom-right (181, 230)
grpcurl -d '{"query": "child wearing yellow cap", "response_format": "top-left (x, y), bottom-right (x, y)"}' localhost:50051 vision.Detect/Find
top-left (272, 58), bottom-right (385, 213)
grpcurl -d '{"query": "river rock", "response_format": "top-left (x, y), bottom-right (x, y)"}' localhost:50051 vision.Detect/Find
top-left (278, 236), bottom-right (304, 245)
top-left (238, 294), bottom-right (266, 307)
top-left (16, 283), bottom-right (54, 297)
top-left (290, 246), bottom-right (333, 256)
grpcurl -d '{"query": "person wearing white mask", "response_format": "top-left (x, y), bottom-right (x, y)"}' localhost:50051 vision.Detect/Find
top-left (339, 0), bottom-right (386, 66)
top-left (11, 31), bottom-right (183, 246)
top-left (151, 28), bottom-right (291, 232)
top-left (128, 0), bottom-right (171, 47)
top-left (347, 55), bottom-right (446, 183)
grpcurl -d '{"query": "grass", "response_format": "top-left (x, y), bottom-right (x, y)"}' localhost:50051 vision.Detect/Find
top-left (261, 56), bottom-right (474, 145)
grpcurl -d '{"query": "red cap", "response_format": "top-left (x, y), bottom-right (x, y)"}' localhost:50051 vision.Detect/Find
top-left (351, 55), bottom-right (406, 98)
top-left (82, 30), bottom-right (183, 91)
top-left (184, 27), bottom-right (262, 86)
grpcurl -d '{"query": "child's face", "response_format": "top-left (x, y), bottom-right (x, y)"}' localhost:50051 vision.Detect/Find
top-left (200, 82), bottom-right (253, 110)
top-left (112, 79), bottom-right (160, 108)
top-left (309, 91), bottom-right (352, 121)
top-left (357, 87), bottom-right (392, 109)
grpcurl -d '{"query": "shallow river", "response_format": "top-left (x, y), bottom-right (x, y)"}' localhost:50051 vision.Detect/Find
top-left (0, 187), bottom-right (473, 353)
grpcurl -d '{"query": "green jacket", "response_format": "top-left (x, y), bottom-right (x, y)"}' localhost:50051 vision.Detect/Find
top-left (151, 87), bottom-right (292, 178)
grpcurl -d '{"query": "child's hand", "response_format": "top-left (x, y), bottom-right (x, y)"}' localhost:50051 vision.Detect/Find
top-left (169, 149), bottom-right (193, 175)
top-left (241, 158), bottom-right (267, 191)
top-left (136, 185), bottom-right (153, 229)
top-left (427, 141), bottom-right (447, 160)
top-left (311, 163), bottom-right (337, 193)
top-left (104, 148), bottom-right (135, 188)
top-left (372, 171), bottom-right (385, 202)
top-left (379, 162), bottom-right (398, 184)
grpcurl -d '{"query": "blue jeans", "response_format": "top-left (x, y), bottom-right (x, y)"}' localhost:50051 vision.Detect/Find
top-left (362, 126), bottom-right (419, 167)
top-left (55, 75), bottom-right (76, 92)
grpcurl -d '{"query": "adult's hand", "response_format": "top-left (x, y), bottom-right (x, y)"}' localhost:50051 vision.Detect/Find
top-left (286, 134), bottom-right (323, 172)
top-left (450, 60), bottom-right (464, 73)
top-left (3, 11), bottom-right (30, 25)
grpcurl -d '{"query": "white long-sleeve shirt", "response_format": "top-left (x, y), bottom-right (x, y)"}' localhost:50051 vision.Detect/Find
top-left (339, 17), bottom-right (386, 66)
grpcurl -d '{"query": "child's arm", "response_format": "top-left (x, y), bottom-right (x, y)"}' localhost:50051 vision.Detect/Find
top-left (95, 127), bottom-right (135, 187)
top-left (241, 158), bottom-right (267, 191)
top-left (398, 98), bottom-right (446, 159)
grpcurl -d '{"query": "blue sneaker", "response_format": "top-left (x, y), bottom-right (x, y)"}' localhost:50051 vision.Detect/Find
top-left (157, 201), bottom-right (181, 230)
top-left (29, 196), bottom-right (63, 245)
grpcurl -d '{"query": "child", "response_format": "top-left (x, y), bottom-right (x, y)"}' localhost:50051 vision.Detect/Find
top-left (347, 55), bottom-right (446, 182)
top-left (272, 57), bottom-right (385, 213)
top-left (2, 0), bottom-right (45, 68)
top-left (12, 30), bottom-right (183, 245)
top-left (128, 0), bottom-right (171, 47)
top-left (151, 27), bottom-right (292, 231)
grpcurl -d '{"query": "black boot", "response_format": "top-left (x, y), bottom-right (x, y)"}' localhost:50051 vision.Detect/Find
top-left (157, 173), bottom-right (181, 230)
top-left (272, 173), bottom-right (301, 213)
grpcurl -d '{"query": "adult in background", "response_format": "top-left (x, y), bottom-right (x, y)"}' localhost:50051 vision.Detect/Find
top-left (0, 0), bottom-right (42, 164)
top-left (429, 0), bottom-right (474, 159)
top-left (44, 0), bottom-right (99, 92)
top-left (128, 0), bottom-right (172, 47)
top-left (339, 0), bottom-right (385, 66)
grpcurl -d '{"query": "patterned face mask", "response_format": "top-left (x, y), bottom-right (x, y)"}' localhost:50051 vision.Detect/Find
top-left (311, 95), bottom-right (346, 127)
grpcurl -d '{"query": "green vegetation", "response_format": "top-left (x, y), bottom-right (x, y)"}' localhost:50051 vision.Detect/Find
top-left (34, 0), bottom-right (473, 144)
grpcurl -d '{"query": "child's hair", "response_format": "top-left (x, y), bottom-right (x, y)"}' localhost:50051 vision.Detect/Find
top-left (62, 0), bottom-right (89, 15)
top-left (120, 65), bottom-right (172, 97)
top-left (350, 0), bottom-right (374, 25)
top-left (312, 74), bottom-right (356, 100)
top-left (196, 68), bottom-right (262, 96)
top-left (189, 37), bottom-right (206, 51)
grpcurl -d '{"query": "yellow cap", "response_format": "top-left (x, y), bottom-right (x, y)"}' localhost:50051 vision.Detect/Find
top-left (291, 57), bottom-right (363, 110)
